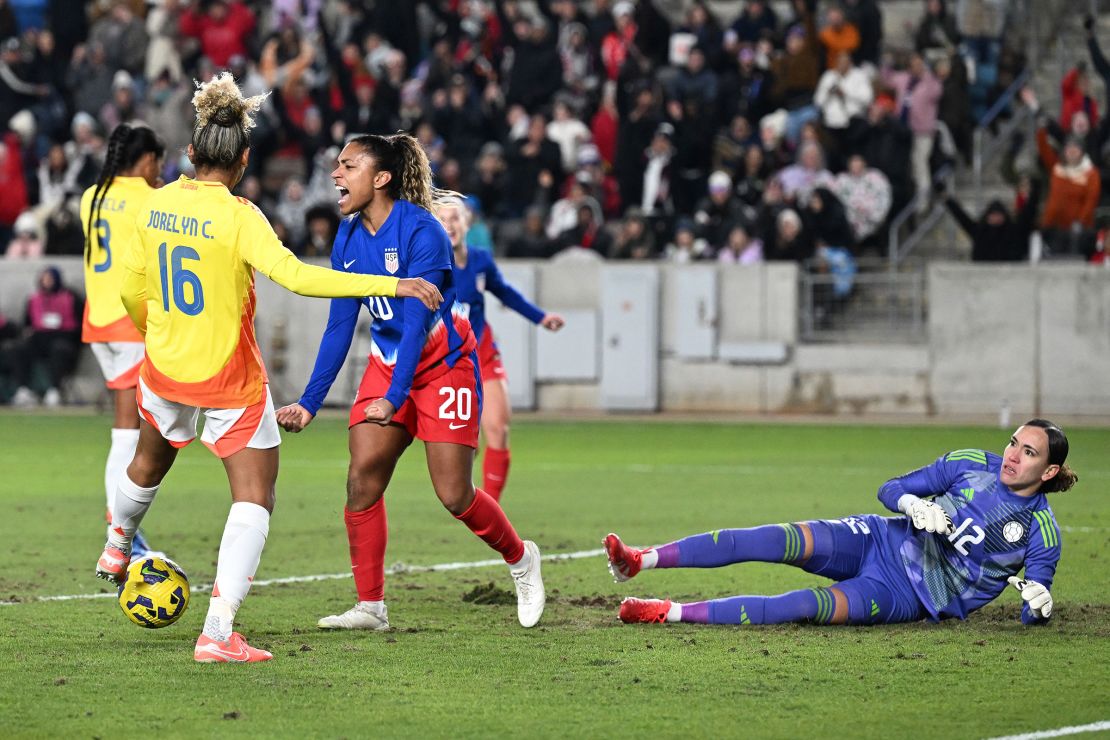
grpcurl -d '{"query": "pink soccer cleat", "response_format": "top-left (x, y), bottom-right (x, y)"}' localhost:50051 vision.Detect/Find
top-left (194, 632), bottom-right (273, 663)
top-left (619, 597), bottom-right (672, 624)
top-left (604, 533), bottom-right (643, 582)
top-left (95, 544), bottom-right (130, 582)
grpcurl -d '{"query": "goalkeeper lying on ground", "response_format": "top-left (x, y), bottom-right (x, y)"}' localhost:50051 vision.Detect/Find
top-left (607, 419), bottom-right (1076, 626)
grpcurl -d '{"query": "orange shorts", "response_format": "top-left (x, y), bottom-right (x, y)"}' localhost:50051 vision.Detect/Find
top-left (477, 326), bottom-right (506, 383)
top-left (350, 354), bottom-right (482, 448)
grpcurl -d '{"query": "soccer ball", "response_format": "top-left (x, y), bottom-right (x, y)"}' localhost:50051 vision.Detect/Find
top-left (117, 555), bottom-right (190, 629)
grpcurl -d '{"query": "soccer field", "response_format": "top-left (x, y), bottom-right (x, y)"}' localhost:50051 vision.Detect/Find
top-left (1, 413), bottom-right (1107, 739)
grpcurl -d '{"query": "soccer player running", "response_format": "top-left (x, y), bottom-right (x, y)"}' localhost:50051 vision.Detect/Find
top-left (275, 133), bottom-right (545, 631)
top-left (92, 73), bottom-right (443, 664)
top-left (434, 197), bottom-right (564, 502)
top-left (81, 123), bottom-right (165, 558)
top-left (607, 420), bottom-right (1075, 627)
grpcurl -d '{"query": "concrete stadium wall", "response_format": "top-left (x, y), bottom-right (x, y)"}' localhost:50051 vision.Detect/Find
top-left (4, 258), bottom-right (1109, 419)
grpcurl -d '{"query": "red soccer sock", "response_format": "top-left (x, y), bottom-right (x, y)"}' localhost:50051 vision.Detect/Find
top-left (455, 488), bottom-right (525, 564)
top-left (482, 447), bottom-right (511, 502)
top-left (345, 500), bottom-right (387, 601)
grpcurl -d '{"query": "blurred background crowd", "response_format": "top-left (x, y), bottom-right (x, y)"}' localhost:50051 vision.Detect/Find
top-left (0, 0), bottom-right (1037, 266)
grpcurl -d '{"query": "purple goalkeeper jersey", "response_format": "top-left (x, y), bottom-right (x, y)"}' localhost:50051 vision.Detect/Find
top-left (878, 449), bottom-right (1062, 624)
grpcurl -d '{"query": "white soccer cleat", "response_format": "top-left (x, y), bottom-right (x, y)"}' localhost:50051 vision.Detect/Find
top-left (316, 602), bottom-right (390, 631)
top-left (511, 540), bottom-right (545, 628)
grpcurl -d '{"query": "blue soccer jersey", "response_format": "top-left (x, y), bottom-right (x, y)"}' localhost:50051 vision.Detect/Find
top-left (878, 449), bottom-right (1062, 624)
top-left (453, 248), bottom-right (545, 341)
top-left (298, 200), bottom-right (476, 414)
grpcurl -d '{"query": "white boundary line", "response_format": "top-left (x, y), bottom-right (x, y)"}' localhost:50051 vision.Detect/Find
top-left (984, 720), bottom-right (1110, 740)
top-left (0, 547), bottom-right (606, 607)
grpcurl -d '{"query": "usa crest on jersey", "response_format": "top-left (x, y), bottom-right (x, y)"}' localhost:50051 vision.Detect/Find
top-left (384, 249), bottom-right (399, 274)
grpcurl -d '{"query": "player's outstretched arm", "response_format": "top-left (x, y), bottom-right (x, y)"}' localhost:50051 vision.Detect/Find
top-left (540, 313), bottom-right (565, 331)
top-left (396, 277), bottom-right (444, 310)
top-left (276, 402), bottom-right (314, 433)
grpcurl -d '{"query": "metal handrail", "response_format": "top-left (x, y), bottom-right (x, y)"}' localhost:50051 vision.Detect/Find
top-left (973, 68), bottom-right (1033, 206)
top-left (887, 164), bottom-right (954, 268)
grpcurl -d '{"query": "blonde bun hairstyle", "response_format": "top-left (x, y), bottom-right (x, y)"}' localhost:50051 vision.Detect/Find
top-left (190, 72), bottom-right (269, 170)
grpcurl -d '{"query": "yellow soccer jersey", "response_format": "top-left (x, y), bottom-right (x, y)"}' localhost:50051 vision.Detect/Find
top-left (124, 176), bottom-right (400, 409)
top-left (80, 176), bottom-right (154, 343)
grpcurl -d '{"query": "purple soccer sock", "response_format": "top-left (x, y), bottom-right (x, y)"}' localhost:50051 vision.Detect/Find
top-left (654, 524), bottom-right (800, 569)
top-left (681, 588), bottom-right (827, 625)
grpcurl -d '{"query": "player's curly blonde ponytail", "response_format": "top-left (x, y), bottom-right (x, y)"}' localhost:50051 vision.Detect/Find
top-left (190, 72), bottom-right (269, 170)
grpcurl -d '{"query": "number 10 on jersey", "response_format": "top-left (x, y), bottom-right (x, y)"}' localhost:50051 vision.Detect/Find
top-left (158, 243), bottom-right (205, 316)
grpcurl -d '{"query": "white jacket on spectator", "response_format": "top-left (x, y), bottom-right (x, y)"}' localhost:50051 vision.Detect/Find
top-left (814, 65), bottom-right (873, 129)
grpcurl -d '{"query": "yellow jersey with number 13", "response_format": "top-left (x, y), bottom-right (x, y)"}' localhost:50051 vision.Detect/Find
top-left (80, 176), bottom-right (153, 343)
top-left (123, 175), bottom-right (400, 409)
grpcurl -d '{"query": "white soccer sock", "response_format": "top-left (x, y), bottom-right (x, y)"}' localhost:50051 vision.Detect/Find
top-left (665, 602), bottom-right (683, 623)
top-left (203, 502), bottom-right (270, 641)
top-left (641, 549), bottom-right (659, 570)
top-left (104, 428), bottom-right (140, 517)
top-left (107, 474), bottom-right (159, 551)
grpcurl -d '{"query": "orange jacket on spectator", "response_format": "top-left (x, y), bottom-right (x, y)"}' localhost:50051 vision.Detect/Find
top-left (818, 23), bottom-right (860, 70)
top-left (1059, 67), bottom-right (1099, 131)
top-left (1037, 127), bottom-right (1100, 230)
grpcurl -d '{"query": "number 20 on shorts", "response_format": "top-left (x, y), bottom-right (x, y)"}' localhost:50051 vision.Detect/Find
top-left (438, 387), bottom-right (473, 421)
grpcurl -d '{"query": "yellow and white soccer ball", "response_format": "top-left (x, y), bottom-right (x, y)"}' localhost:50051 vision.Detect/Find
top-left (117, 555), bottom-right (190, 628)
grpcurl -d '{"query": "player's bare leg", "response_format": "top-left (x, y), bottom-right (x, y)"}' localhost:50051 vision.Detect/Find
top-left (426, 441), bottom-right (544, 627)
top-left (480, 377), bottom-right (511, 502)
top-left (317, 421), bottom-right (411, 631)
top-left (194, 446), bottom-right (277, 663)
top-left (96, 419), bottom-right (177, 581)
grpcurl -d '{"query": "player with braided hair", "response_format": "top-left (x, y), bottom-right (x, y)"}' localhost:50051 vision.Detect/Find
top-left (277, 132), bottom-right (546, 631)
top-left (93, 74), bottom-right (443, 663)
top-left (81, 123), bottom-right (166, 559)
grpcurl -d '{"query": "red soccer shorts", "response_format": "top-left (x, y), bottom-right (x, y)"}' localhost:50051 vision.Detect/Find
top-left (350, 355), bottom-right (482, 448)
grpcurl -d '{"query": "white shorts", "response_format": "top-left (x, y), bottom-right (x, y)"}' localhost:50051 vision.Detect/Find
top-left (89, 341), bottom-right (145, 389)
top-left (136, 377), bottom-right (282, 459)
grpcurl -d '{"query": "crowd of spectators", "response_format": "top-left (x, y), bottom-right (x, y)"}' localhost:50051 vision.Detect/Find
top-left (0, 0), bottom-right (1031, 277)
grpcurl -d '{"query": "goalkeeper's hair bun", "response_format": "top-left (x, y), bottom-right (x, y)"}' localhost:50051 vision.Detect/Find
top-left (190, 72), bottom-right (269, 170)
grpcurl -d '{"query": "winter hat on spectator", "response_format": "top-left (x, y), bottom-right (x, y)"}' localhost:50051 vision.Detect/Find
top-left (739, 46), bottom-right (756, 64)
top-left (14, 211), bottom-right (41, 239)
top-left (8, 110), bottom-right (35, 141)
top-left (786, 24), bottom-right (806, 42)
top-left (613, 1), bottom-right (635, 19)
top-left (675, 217), bottom-right (696, 234)
top-left (655, 122), bottom-right (675, 140)
top-left (709, 171), bottom-right (732, 193)
top-left (0, 37), bottom-right (19, 55)
top-left (577, 143), bottom-right (601, 166)
top-left (778, 208), bottom-right (802, 231)
top-left (760, 109), bottom-right (787, 144)
top-left (479, 141), bottom-right (505, 159)
top-left (71, 111), bottom-right (96, 138)
top-left (112, 70), bottom-right (134, 91)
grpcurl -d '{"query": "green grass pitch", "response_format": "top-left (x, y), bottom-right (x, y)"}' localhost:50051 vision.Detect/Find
top-left (1, 413), bottom-right (1107, 738)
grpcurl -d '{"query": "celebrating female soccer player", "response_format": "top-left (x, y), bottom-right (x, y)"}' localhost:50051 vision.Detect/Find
top-left (81, 123), bottom-right (165, 557)
top-left (607, 420), bottom-right (1075, 627)
top-left (92, 73), bottom-right (442, 664)
top-left (275, 133), bottom-right (545, 631)
top-left (434, 197), bottom-right (564, 502)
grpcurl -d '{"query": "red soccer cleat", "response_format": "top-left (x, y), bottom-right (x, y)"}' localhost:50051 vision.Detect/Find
top-left (619, 597), bottom-right (672, 624)
top-left (194, 632), bottom-right (273, 663)
top-left (604, 533), bottom-right (643, 582)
